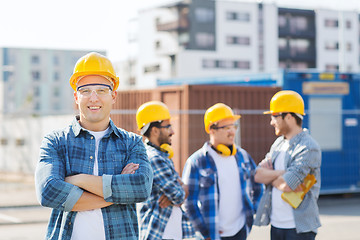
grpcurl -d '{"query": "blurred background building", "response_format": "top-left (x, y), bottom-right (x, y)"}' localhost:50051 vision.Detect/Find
top-left (0, 48), bottom-right (105, 115)
top-left (120, 0), bottom-right (360, 88)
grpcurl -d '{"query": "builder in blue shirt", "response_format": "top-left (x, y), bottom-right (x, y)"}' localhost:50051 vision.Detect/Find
top-left (136, 101), bottom-right (195, 240)
top-left (254, 90), bottom-right (321, 240)
top-left (35, 52), bottom-right (153, 240)
top-left (182, 103), bottom-right (263, 240)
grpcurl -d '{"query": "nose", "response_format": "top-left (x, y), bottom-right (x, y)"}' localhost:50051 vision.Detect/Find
top-left (88, 90), bottom-right (100, 101)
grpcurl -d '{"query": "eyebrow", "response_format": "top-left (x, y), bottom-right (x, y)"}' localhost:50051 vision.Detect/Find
top-left (76, 83), bottom-right (113, 91)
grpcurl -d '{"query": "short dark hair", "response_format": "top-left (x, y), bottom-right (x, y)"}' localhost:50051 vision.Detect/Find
top-left (143, 121), bottom-right (162, 137)
top-left (281, 112), bottom-right (302, 127)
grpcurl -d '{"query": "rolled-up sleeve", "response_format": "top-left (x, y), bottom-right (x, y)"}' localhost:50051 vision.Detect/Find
top-left (35, 134), bottom-right (84, 212)
top-left (151, 155), bottom-right (185, 205)
top-left (103, 137), bottom-right (153, 204)
top-left (283, 146), bottom-right (321, 191)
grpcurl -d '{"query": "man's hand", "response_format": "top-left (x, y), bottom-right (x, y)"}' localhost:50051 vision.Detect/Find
top-left (259, 157), bottom-right (273, 170)
top-left (121, 163), bottom-right (139, 174)
top-left (158, 194), bottom-right (172, 208)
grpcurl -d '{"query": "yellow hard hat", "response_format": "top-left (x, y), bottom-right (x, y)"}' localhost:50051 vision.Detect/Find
top-left (136, 101), bottom-right (171, 133)
top-left (69, 52), bottom-right (119, 91)
top-left (204, 103), bottom-right (240, 133)
top-left (264, 90), bottom-right (305, 115)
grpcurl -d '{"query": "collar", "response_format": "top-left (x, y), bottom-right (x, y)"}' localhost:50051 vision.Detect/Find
top-left (288, 128), bottom-right (308, 146)
top-left (71, 115), bottom-right (120, 138)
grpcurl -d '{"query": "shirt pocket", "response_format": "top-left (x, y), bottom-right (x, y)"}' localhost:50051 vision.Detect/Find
top-left (101, 150), bottom-right (127, 174)
top-left (199, 168), bottom-right (215, 188)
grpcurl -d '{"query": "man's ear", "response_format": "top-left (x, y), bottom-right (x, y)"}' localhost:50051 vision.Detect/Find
top-left (150, 125), bottom-right (159, 137)
top-left (73, 91), bottom-right (79, 104)
top-left (111, 91), bottom-right (117, 103)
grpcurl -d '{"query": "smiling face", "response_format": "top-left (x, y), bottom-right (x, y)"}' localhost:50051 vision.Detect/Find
top-left (74, 75), bottom-right (117, 131)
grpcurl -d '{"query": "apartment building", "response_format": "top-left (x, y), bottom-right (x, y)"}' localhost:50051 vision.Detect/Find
top-left (125, 0), bottom-right (360, 88)
top-left (0, 48), bottom-right (105, 115)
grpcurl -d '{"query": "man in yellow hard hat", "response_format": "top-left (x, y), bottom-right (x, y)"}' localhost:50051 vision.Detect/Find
top-left (182, 103), bottom-right (263, 240)
top-left (136, 101), bottom-right (195, 240)
top-left (35, 52), bottom-right (153, 240)
top-left (254, 90), bottom-right (321, 240)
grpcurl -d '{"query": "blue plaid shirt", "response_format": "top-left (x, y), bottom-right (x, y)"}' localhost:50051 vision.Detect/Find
top-left (137, 143), bottom-right (195, 240)
top-left (35, 117), bottom-right (153, 240)
top-left (182, 142), bottom-right (263, 240)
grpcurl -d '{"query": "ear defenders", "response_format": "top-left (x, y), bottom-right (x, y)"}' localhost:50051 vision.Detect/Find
top-left (147, 141), bottom-right (174, 159)
top-left (214, 144), bottom-right (237, 157)
top-left (160, 144), bottom-right (174, 159)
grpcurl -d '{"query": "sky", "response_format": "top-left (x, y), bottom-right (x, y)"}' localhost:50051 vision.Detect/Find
top-left (1, 0), bottom-right (360, 63)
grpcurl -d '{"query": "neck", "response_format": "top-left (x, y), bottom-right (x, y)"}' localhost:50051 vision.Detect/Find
top-left (284, 126), bottom-right (302, 140)
top-left (78, 118), bottom-right (110, 132)
top-left (147, 136), bottom-right (160, 147)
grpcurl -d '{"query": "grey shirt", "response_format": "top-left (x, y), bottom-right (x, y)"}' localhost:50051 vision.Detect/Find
top-left (254, 129), bottom-right (322, 233)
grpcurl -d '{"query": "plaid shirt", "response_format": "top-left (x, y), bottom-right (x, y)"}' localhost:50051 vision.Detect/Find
top-left (137, 143), bottom-right (195, 240)
top-left (182, 142), bottom-right (263, 240)
top-left (254, 129), bottom-right (322, 233)
top-left (35, 117), bottom-right (153, 240)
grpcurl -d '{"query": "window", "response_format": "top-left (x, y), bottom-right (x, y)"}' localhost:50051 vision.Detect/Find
top-left (346, 20), bottom-right (351, 29)
top-left (288, 39), bottom-right (310, 56)
top-left (236, 61), bottom-right (250, 69)
top-left (346, 42), bottom-right (352, 51)
top-left (218, 60), bottom-right (233, 69)
top-left (31, 55), bottom-right (40, 64)
top-left (53, 56), bottom-right (59, 65)
top-left (325, 41), bottom-right (339, 50)
top-left (278, 38), bottom-right (287, 50)
top-left (155, 40), bottom-right (161, 49)
top-left (202, 59), bottom-right (216, 68)
top-left (290, 62), bottom-right (308, 69)
top-left (15, 139), bottom-right (25, 146)
top-left (278, 15), bottom-right (287, 27)
top-left (226, 11), bottom-right (250, 22)
top-left (0, 138), bottom-right (8, 145)
top-left (195, 33), bottom-right (215, 48)
top-left (144, 64), bottom-right (160, 73)
top-left (54, 72), bottom-right (59, 81)
top-left (226, 36), bottom-right (250, 45)
top-left (32, 71), bottom-right (41, 81)
top-left (237, 12), bottom-right (250, 22)
top-left (195, 8), bottom-right (214, 23)
top-left (325, 64), bottom-right (339, 71)
top-left (295, 16), bottom-right (308, 31)
top-left (324, 19), bottom-right (338, 28)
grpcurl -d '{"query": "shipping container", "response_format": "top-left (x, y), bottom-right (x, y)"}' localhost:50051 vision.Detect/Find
top-left (156, 70), bottom-right (360, 194)
top-left (111, 85), bottom-right (280, 174)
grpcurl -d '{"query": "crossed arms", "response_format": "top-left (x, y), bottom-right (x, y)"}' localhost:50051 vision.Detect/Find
top-left (254, 158), bottom-right (294, 192)
top-left (35, 134), bottom-right (153, 213)
top-left (64, 163), bottom-right (140, 211)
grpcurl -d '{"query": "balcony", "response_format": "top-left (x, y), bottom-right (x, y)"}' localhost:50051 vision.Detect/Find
top-left (157, 18), bottom-right (189, 32)
top-left (279, 26), bottom-right (316, 38)
top-left (279, 47), bottom-right (316, 61)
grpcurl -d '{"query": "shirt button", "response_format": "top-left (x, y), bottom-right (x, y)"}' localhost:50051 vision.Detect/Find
top-left (90, 156), bottom-right (93, 159)
top-left (91, 136), bottom-right (94, 140)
